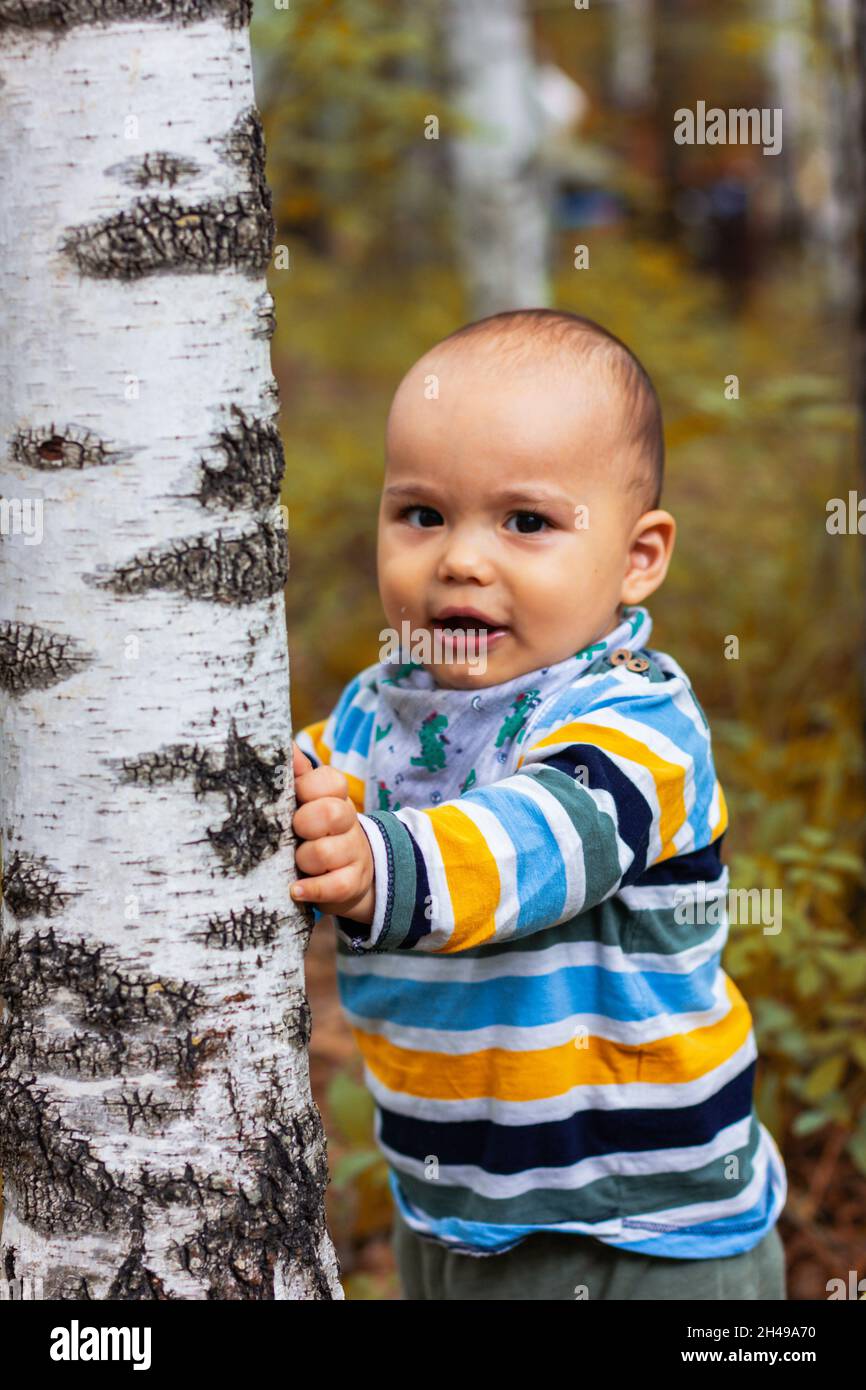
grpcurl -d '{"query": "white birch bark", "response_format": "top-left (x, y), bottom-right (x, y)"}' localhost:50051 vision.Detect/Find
top-left (441, 0), bottom-right (551, 316)
top-left (0, 0), bottom-right (342, 1301)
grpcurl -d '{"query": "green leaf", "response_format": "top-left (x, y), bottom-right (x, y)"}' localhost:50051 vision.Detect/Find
top-left (802, 1054), bottom-right (847, 1101)
top-left (796, 960), bottom-right (823, 996)
top-left (821, 851), bottom-right (865, 876)
top-left (331, 1148), bottom-right (385, 1191)
top-left (811, 872), bottom-right (844, 894)
top-left (775, 846), bottom-right (812, 864)
top-left (800, 827), bottom-right (833, 849)
top-left (326, 1069), bottom-right (375, 1145)
top-left (792, 1110), bottom-right (832, 1137)
top-left (753, 999), bottom-right (796, 1033)
top-left (847, 1126), bottom-right (866, 1179)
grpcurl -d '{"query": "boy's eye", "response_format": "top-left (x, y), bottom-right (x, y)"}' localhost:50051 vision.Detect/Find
top-left (506, 511), bottom-right (550, 534)
top-left (400, 505), bottom-right (443, 528)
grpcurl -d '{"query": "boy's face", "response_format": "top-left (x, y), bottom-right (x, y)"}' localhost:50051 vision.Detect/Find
top-left (377, 348), bottom-right (673, 689)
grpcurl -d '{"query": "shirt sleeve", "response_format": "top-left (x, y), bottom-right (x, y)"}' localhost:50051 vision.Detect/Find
top-left (340, 676), bottom-right (727, 954)
top-left (294, 666), bottom-right (377, 810)
top-left (293, 666), bottom-right (380, 947)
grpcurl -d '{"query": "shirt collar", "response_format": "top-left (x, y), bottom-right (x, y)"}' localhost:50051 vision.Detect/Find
top-left (376, 604), bottom-right (653, 704)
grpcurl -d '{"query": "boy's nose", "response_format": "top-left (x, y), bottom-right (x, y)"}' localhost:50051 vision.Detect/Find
top-left (435, 528), bottom-right (496, 584)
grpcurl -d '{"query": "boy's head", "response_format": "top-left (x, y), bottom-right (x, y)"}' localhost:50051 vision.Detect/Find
top-left (377, 308), bottom-right (676, 689)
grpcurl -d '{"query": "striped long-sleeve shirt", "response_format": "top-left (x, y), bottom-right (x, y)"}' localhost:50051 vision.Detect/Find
top-left (295, 604), bottom-right (787, 1258)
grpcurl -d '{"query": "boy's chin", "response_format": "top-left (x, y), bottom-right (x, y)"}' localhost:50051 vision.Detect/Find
top-left (425, 647), bottom-right (512, 689)
top-left (427, 661), bottom-right (494, 689)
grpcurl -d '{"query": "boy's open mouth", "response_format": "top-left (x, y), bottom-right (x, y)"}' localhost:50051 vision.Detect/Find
top-left (430, 609), bottom-right (510, 641)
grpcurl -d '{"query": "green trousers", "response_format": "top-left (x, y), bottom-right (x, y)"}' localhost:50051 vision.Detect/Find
top-left (392, 1206), bottom-right (787, 1301)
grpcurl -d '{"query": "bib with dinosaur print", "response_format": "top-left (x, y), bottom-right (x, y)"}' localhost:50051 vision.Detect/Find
top-left (365, 605), bottom-right (652, 814)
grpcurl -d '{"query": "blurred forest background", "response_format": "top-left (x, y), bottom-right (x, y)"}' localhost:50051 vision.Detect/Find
top-left (250, 0), bottom-right (865, 1299)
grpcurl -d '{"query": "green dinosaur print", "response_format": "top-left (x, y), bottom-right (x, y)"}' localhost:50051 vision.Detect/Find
top-left (410, 711), bottom-right (449, 771)
top-left (574, 641), bottom-right (607, 660)
top-left (624, 607), bottom-right (643, 638)
top-left (377, 780), bottom-right (400, 811)
top-left (375, 721), bottom-right (392, 743)
top-left (459, 767), bottom-right (477, 795)
top-left (382, 662), bottom-right (418, 686)
top-left (495, 690), bottom-right (541, 747)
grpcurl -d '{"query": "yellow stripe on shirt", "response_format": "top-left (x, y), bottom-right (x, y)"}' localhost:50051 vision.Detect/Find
top-left (426, 803), bottom-right (502, 952)
top-left (352, 974), bottom-right (752, 1103)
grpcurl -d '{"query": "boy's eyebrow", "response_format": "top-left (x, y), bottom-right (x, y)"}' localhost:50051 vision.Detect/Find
top-left (384, 483), bottom-right (574, 508)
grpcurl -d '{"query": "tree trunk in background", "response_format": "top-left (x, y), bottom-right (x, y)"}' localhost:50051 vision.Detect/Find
top-left (609, 0), bottom-right (654, 111)
top-left (856, 0), bottom-right (866, 741)
top-left (651, 0), bottom-right (681, 240)
top-left (763, 0), bottom-right (807, 236)
top-left (392, 0), bottom-right (446, 272)
top-left (0, 0), bottom-right (342, 1301)
top-left (441, 0), bottom-right (551, 316)
top-left (813, 0), bottom-right (858, 306)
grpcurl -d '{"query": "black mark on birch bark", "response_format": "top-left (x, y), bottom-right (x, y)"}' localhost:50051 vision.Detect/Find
top-left (204, 905), bottom-right (281, 950)
top-left (195, 405), bottom-right (285, 512)
top-left (285, 992), bottom-right (312, 1050)
top-left (59, 190), bottom-right (274, 280)
top-left (12, 1016), bottom-right (188, 1081)
top-left (112, 721), bottom-right (287, 875)
top-left (174, 1029), bottom-right (232, 1087)
top-left (2, 1005), bottom-right (228, 1091)
top-left (83, 520), bottom-right (288, 605)
top-left (10, 423), bottom-right (126, 471)
top-left (106, 1231), bottom-right (175, 1300)
top-left (0, 927), bottom-right (203, 1030)
top-left (0, 1072), bottom-right (142, 1237)
top-left (50, 1272), bottom-right (94, 1300)
top-left (105, 1087), bottom-right (193, 1134)
top-left (0, 620), bottom-right (93, 695)
top-left (175, 1099), bottom-right (336, 1299)
top-left (139, 1163), bottom-right (228, 1210)
top-left (106, 151), bottom-right (203, 190)
top-left (253, 290), bottom-right (277, 341)
top-left (2, 851), bottom-right (72, 920)
top-left (0, 0), bottom-right (252, 34)
top-left (218, 106), bottom-right (272, 215)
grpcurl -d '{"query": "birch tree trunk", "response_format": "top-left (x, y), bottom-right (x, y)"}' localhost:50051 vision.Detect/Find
top-left (441, 0), bottom-right (551, 316)
top-left (609, 0), bottom-right (654, 111)
top-left (0, 0), bottom-right (342, 1301)
top-left (856, 0), bottom-right (866, 741)
top-left (813, 0), bottom-right (858, 306)
top-left (763, 0), bottom-right (808, 235)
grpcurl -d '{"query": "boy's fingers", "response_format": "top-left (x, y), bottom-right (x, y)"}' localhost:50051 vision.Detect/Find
top-left (293, 794), bottom-right (355, 840)
top-left (294, 827), bottom-right (358, 877)
top-left (293, 764), bottom-right (349, 804)
top-left (291, 863), bottom-right (364, 905)
top-left (293, 742), bottom-right (314, 778)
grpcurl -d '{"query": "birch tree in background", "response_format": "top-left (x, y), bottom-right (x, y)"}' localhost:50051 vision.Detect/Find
top-left (609, 0), bottom-right (654, 111)
top-left (0, 0), bottom-right (342, 1301)
top-left (856, 0), bottom-right (866, 736)
top-left (813, 0), bottom-right (858, 306)
top-left (763, 0), bottom-right (808, 234)
top-left (441, 0), bottom-right (551, 315)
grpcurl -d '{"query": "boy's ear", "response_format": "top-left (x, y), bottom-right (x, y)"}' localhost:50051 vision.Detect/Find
top-left (620, 510), bottom-right (676, 606)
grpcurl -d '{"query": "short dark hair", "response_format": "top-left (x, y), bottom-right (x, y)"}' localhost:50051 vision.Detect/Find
top-left (433, 308), bottom-right (664, 515)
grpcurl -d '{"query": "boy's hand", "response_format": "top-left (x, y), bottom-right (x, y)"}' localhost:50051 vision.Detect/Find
top-left (289, 743), bottom-right (375, 925)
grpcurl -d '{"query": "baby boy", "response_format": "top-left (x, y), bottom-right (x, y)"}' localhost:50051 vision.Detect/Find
top-left (290, 308), bottom-right (787, 1301)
